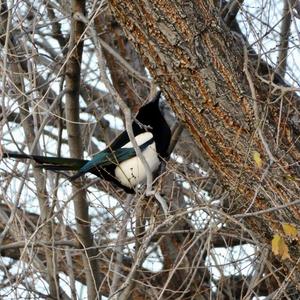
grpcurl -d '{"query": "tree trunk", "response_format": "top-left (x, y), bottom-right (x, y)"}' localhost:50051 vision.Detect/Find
top-left (110, 0), bottom-right (300, 287)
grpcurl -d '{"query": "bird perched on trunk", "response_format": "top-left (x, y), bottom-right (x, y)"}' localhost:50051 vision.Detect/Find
top-left (2, 92), bottom-right (171, 193)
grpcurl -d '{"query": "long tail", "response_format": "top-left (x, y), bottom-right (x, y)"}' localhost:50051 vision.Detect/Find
top-left (2, 152), bottom-right (88, 171)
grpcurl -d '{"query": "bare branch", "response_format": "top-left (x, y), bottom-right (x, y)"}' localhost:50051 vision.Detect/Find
top-left (64, 1), bottom-right (102, 299)
top-left (277, 0), bottom-right (297, 77)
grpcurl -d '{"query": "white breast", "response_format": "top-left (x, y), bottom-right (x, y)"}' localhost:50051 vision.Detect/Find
top-left (115, 132), bottom-right (160, 188)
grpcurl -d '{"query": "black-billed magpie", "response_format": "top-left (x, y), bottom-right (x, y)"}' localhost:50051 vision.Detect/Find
top-left (3, 92), bottom-right (171, 193)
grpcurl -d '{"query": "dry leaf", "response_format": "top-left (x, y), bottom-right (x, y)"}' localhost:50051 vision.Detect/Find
top-left (272, 234), bottom-right (282, 256)
top-left (253, 151), bottom-right (262, 168)
top-left (282, 223), bottom-right (298, 239)
top-left (272, 234), bottom-right (291, 260)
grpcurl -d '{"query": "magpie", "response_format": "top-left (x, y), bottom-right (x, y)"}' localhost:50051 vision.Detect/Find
top-left (2, 92), bottom-right (171, 193)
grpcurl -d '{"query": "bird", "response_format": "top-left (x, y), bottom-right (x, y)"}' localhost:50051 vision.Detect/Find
top-left (2, 92), bottom-right (171, 193)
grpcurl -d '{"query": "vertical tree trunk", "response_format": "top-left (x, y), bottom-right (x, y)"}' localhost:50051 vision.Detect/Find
top-left (65, 1), bottom-right (102, 298)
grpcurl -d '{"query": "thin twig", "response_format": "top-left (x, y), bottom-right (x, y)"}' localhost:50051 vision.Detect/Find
top-left (167, 121), bottom-right (184, 156)
top-left (242, 37), bottom-right (276, 163)
top-left (74, 12), bottom-right (154, 195)
top-left (234, 198), bottom-right (300, 218)
top-left (98, 38), bottom-right (149, 83)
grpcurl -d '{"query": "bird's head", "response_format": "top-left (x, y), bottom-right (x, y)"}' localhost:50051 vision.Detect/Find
top-left (135, 91), bottom-right (171, 158)
top-left (135, 91), bottom-right (161, 128)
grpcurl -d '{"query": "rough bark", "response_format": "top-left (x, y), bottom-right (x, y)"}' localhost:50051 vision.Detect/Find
top-left (109, 0), bottom-right (300, 289)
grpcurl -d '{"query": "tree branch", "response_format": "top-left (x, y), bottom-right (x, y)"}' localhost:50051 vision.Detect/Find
top-left (277, 0), bottom-right (296, 77)
top-left (65, 1), bottom-right (102, 299)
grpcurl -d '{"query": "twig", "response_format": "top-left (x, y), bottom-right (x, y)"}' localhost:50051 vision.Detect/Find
top-left (242, 37), bottom-right (276, 163)
top-left (167, 121), bottom-right (184, 156)
top-left (74, 12), bottom-right (154, 195)
top-left (0, 240), bottom-right (77, 251)
top-left (98, 38), bottom-right (149, 83)
top-left (109, 195), bottom-right (133, 296)
top-left (234, 198), bottom-right (300, 218)
top-left (277, 0), bottom-right (296, 77)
